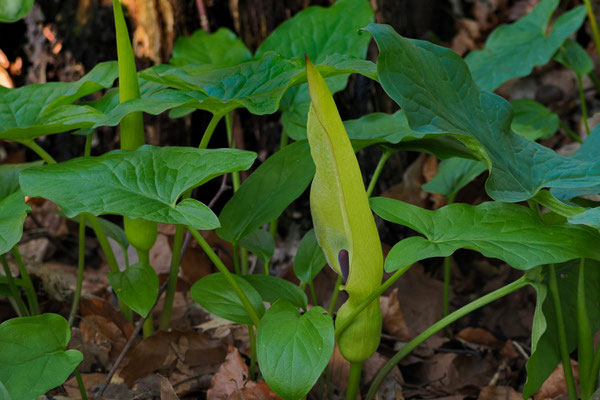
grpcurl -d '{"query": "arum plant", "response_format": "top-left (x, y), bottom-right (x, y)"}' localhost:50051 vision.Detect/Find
top-left (305, 57), bottom-right (383, 398)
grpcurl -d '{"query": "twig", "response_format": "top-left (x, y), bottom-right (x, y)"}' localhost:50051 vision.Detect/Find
top-left (512, 340), bottom-right (530, 360)
top-left (94, 281), bottom-right (168, 398)
top-left (196, 0), bottom-right (210, 32)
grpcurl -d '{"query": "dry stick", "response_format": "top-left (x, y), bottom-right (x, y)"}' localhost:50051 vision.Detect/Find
top-left (95, 281), bottom-right (169, 399)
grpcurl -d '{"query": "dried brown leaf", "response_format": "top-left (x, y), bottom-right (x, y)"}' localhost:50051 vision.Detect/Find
top-left (207, 345), bottom-right (249, 400)
top-left (478, 386), bottom-right (522, 400)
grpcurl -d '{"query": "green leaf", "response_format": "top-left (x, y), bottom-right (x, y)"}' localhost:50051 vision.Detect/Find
top-left (510, 98), bottom-right (559, 141)
top-left (293, 229), bottom-right (327, 284)
top-left (367, 24), bottom-right (600, 202)
top-left (217, 140), bottom-right (314, 244)
top-left (422, 158), bottom-right (486, 198)
top-left (170, 27), bottom-right (251, 67)
top-left (239, 229), bottom-right (275, 263)
top-left (0, 191), bottom-right (30, 255)
top-left (371, 197), bottom-right (600, 271)
top-left (464, 0), bottom-right (586, 91)
top-left (0, 62), bottom-right (118, 141)
top-left (0, 313), bottom-right (83, 400)
top-left (140, 52), bottom-right (375, 117)
top-left (107, 262), bottom-right (158, 317)
top-left (190, 272), bottom-right (265, 325)
top-left (0, 161), bottom-right (43, 200)
top-left (524, 261), bottom-right (600, 397)
top-left (257, 299), bottom-right (334, 400)
top-left (242, 275), bottom-right (308, 310)
top-left (0, 0), bottom-right (33, 22)
top-left (19, 145), bottom-right (256, 229)
top-left (0, 381), bottom-right (11, 400)
top-left (255, 0), bottom-right (373, 140)
top-left (554, 38), bottom-right (594, 76)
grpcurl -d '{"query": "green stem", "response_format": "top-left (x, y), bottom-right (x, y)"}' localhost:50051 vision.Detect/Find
top-left (366, 275), bottom-right (529, 399)
top-left (443, 255), bottom-right (451, 318)
top-left (159, 224), bottom-right (185, 330)
top-left (75, 369), bottom-right (88, 400)
top-left (577, 74), bottom-right (591, 136)
top-left (68, 214), bottom-right (87, 326)
top-left (548, 264), bottom-right (578, 400)
top-left (590, 344), bottom-right (600, 395)
top-left (187, 227), bottom-right (261, 326)
top-left (309, 280), bottom-right (318, 306)
top-left (11, 246), bottom-right (39, 315)
top-left (365, 150), bottom-right (391, 198)
top-left (559, 121), bottom-right (583, 144)
top-left (87, 213), bottom-right (132, 321)
top-left (1, 255), bottom-right (29, 317)
top-left (346, 361), bottom-right (363, 400)
top-left (84, 133), bottom-right (93, 156)
top-left (232, 243), bottom-right (241, 274)
top-left (583, 0), bottom-right (600, 63)
top-left (198, 112), bottom-right (224, 149)
top-left (226, 112), bottom-right (241, 192)
top-left (20, 140), bottom-right (56, 164)
top-left (335, 264), bottom-right (412, 340)
top-left (328, 275), bottom-right (344, 315)
top-left (268, 129), bottom-right (290, 240)
top-left (137, 248), bottom-right (154, 337)
top-left (263, 259), bottom-right (269, 275)
top-left (241, 247), bottom-right (249, 275)
top-left (248, 325), bottom-right (257, 380)
top-left (578, 259), bottom-right (594, 400)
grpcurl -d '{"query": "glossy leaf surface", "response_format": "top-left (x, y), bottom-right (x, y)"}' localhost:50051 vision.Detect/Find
top-left (368, 24), bottom-right (600, 202)
top-left (371, 197), bottom-right (600, 271)
top-left (255, 0), bottom-right (373, 139)
top-left (465, 0), bottom-right (586, 91)
top-left (20, 145), bottom-right (256, 229)
top-left (242, 275), bottom-right (308, 310)
top-left (0, 62), bottom-right (118, 140)
top-left (0, 161), bottom-right (42, 200)
top-left (107, 262), bottom-right (158, 317)
top-left (0, 191), bottom-right (30, 255)
top-left (257, 299), bottom-right (334, 400)
top-left (190, 273), bottom-right (265, 325)
top-left (293, 229), bottom-right (327, 284)
top-left (170, 27), bottom-right (251, 67)
top-left (0, 314), bottom-right (83, 400)
top-left (524, 261), bottom-right (600, 397)
top-left (217, 140), bottom-right (314, 243)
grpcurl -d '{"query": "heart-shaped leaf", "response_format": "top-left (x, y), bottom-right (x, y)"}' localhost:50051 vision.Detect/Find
top-left (257, 299), bottom-right (334, 400)
top-left (0, 313), bottom-right (83, 400)
top-left (170, 27), bottom-right (252, 68)
top-left (107, 262), bottom-right (158, 317)
top-left (422, 158), bottom-right (487, 198)
top-left (19, 145), bottom-right (256, 229)
top-left (524, 261), bottom-right (600, 397)
top-left (217, 140), bottom-right (314, 244)
top-left (239, 229), bottom-right (275, 263)
top-left (140, 52), bottom-right (375, 117)
top-left (464, 0), bottom-right (585, 91)
top-left (367, 24), bottom-right (600, 202)
top-left (0, 62), bottom-right (118, 141)
top-left (293, 229), bottom-right (327, 285)
top-left (255, 0), bottom-right (373, 140)
top-left (242, 275), bottom-right (307, 310)
top-left (371, 197), bottom-right (600, 271)
top-left (0, 191), bottom-right (30, 255)
top-left (190, 272), bottom-right (265, 325)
